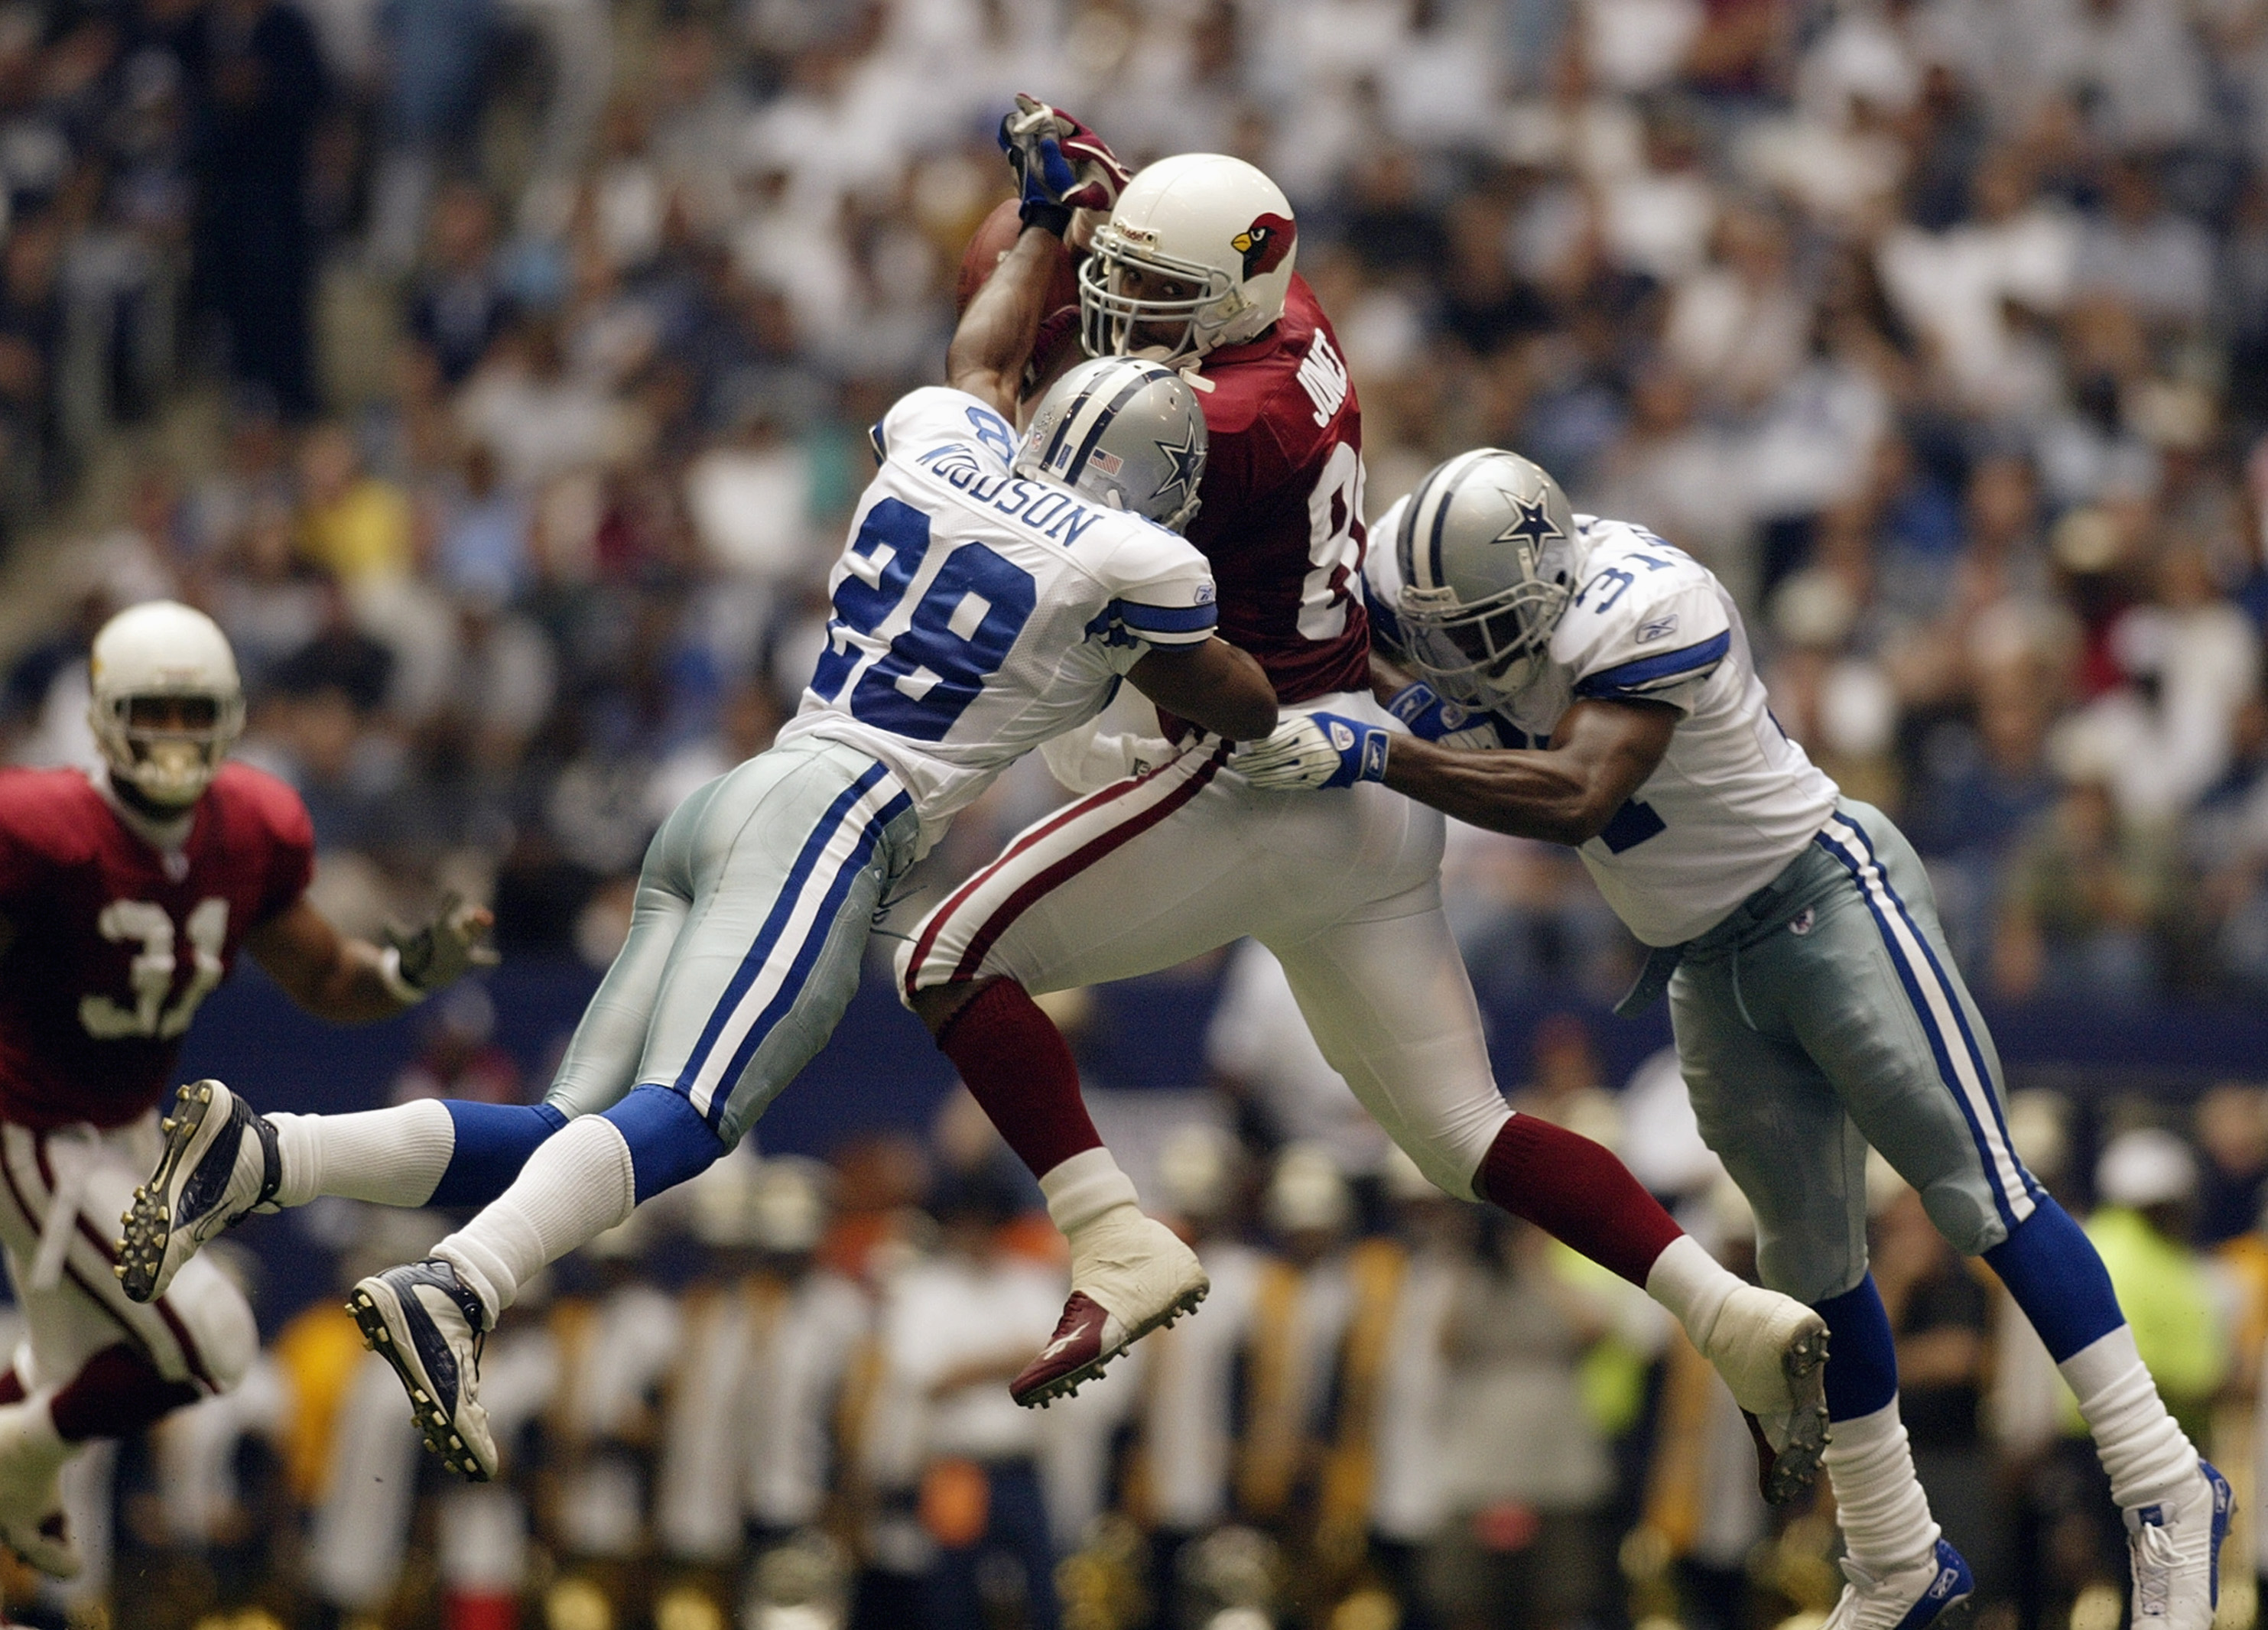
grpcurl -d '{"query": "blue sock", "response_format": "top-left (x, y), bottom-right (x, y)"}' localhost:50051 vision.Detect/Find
top-left (431, 1102), bottom-right (568, 1207)
top-left (1815, 1274), bottom-right (1899, 1421)
top-left (1983, 1195), bottom-right (2124, 1362)
top-left (603, 1084), bottom-right (729, 1203)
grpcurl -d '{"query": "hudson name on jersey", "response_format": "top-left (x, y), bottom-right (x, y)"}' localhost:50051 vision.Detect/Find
top-left (778, 386), bottom-right (1220, 851)
top-left (0, 763), bottom-right (314, 1130)
top-left (1184, 274), bottom-right (1369, 704)
top-left (1366, 508), bottom-right (1837, 946)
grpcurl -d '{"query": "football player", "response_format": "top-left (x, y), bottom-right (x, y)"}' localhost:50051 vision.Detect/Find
top-left (1236, 448), bottom-right (2229, 1630)
top-left (0, 599), bottom-right (491, 1574)
top-left (898, 106), bottom-right (1831, 1495)
top-left (123, 268), bottom-right (1281, 1482)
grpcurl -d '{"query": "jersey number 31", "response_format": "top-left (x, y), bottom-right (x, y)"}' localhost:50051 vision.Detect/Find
top-left (80, 898), bottom-right (229, 1041)
top-left (811, 499), bottom-right (1038, 742)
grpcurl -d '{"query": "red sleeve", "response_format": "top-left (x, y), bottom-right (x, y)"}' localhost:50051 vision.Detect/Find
top-left (0, 771), bottom-right (86, 905)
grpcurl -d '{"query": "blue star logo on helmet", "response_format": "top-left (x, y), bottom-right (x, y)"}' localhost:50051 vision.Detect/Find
top-left (1493, 492), bottom-right (1564, 553)
top-left (1150, 420), bottom-right (1204, 511)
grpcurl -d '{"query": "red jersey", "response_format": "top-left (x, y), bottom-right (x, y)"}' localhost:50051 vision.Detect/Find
top-left (1185, 273), bottom-right (1369, 703)
top-left (0, 764), bottom-right (314, 1130)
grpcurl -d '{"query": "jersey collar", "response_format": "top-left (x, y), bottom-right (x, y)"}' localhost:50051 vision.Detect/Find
top-left (91, 766), bottom-right (198, 864)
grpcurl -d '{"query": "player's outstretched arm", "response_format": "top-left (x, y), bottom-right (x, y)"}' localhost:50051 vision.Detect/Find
top-left (1385, 699), bottom-right (1677, 844)
top-left (247, 895), bottom-right (497, 1023)
top-left (1127, 638), bottom-right (1278, 742)
top-left (1239, 694), bottom-right (1675, 837)
top-left (946, 225), bottom-right (1063, 420)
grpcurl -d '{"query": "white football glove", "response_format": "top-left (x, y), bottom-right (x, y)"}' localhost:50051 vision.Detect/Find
top-left (382, 892), bottom-right (499, 1000)
top-left (1235, 710), bottom-right (1390, 791)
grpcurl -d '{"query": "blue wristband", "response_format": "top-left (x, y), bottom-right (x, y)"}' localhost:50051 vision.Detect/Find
top-left (1310, 710), bottom-right (1390, 787)
top-left (1385, 681), bottom-right (1478, 742)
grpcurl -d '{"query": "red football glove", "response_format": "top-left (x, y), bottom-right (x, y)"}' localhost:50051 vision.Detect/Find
top-left (998, 93), bottom-right (1133, 235)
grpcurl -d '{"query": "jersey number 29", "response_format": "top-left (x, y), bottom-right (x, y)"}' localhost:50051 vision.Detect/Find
top-left (811, 499), bottom-right (1038, 742)
top-left (80, 898), bottom-right (229, 1041)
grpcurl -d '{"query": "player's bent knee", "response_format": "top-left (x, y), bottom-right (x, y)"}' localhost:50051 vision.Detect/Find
top-left (909, 978), bottom-right (996, 1039)
top-left (162, 1258), bottom-right (258, 1393)
top-left (1756, 1240), bottom-right (1869, 1307)
top-left (1916, 1177), bottom-right (2006, 1258)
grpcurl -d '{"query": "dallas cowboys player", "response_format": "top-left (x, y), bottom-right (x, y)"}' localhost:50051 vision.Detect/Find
top-left (1237, 449), bottom-right (2229, 1630)
top-left (117, 320), bottom-right (1275, 1479)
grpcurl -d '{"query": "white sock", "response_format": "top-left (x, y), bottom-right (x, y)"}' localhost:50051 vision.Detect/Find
top-left (1823, 1399), bottom-right (1941, 1576)
top-left (2060, 1325), bottom-right (2198, 1511)
top-left (1643, 1234), bottom-right (1739, 1341)
top-left (434, 1116), bottom-right (635, 1326)
top-left (1039, 1147), bottom-right (1139, 1234)
top-left (268, 1101), bottom-right (457, 1210)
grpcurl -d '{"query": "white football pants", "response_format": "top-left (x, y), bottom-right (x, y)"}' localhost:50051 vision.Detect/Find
top-left (0, 1116), bottom-right (258, 1396)
top-left (898, 702), bottom-right (1512, 1200)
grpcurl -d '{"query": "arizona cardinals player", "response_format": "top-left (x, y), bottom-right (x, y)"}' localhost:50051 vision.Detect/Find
top-left (897, 100), bottom-right (1832, 1498)
top-left (0, 600), bottom-right (490, 1575)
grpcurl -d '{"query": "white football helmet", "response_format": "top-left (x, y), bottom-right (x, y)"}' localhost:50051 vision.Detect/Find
top-left (1392, 449), bottom-right (1579, 704)
top-left (87, 600), bottom-right (245, 807)
top-left (1079, 153), bottom-right (1298, 364)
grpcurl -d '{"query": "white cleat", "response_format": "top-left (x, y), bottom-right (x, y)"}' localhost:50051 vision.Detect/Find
top-left (1823, 1539), bottom-right (1973, 1630)
top-left (1692, 1283), bottom-right (1831, 1503)
top-left (348, 1259), bottom-right (499, 1482)
top-left (1012, 1206), bottom-right (1207, 1408)
top-left (0, 1402), bottom-right (77, 1579)
top-left (115, 1079), bottom-right (280, 1304)
top-left (2126, 1459), bottom-right (2233, 1630)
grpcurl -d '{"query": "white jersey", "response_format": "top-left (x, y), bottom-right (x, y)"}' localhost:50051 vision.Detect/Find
top-left (778, 387), bottom-right (1218, 851)
top-left (1367, 505), bottom-right (1838, 945)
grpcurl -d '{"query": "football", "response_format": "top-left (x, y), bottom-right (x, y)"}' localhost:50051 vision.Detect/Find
top-left (956, 196), bottom-right (1087, 400)
top-left (954, 196), bottom-right (1080, 317)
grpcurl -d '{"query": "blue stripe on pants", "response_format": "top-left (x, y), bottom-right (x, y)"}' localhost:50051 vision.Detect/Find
top-left (1832, 816), bottom-right (2041, 1211)
top-left (670, 762), bottom-right (892, 1101)
top-left (1812, 817), bottom-right (2037, 1229)
top-left (698, 784), bottom-right (912, 1132)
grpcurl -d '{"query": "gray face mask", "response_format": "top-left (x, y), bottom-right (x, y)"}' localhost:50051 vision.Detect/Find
top-left (1015, 356), bottom-right (1210, 534)
top-left (1393, 448), bottom-right (1578, 703)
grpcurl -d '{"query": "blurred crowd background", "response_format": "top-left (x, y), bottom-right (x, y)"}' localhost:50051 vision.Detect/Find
top-left (0, 0), bottom-right (2259, 1625)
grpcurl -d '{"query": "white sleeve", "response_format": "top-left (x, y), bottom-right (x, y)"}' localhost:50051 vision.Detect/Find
top-left (1093, 521), bottom-right (1220, 653)
top-left (1558, 554), bottom-right (1733, 716)
top-left (869, 387), bottom-right (1018, 469)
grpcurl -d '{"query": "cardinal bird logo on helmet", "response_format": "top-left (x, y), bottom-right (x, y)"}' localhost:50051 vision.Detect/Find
top-left (1231, 214), bottom-right (1295, 280)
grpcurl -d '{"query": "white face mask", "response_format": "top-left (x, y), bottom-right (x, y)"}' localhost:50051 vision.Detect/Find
top-left (129, 738), bottom-right (214, 806)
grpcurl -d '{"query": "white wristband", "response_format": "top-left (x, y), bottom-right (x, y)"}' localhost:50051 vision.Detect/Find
top-left (376, 945), bottom-right (427, 1006)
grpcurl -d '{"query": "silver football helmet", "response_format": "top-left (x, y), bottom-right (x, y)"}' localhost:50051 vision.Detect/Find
top-left (1015, 356), bottom-right (1208, 531)
top-left (1392, 449), bottom-right (1578, 703)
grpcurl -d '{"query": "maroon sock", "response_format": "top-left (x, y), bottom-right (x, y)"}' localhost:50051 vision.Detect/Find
top-left (1477, 1114), bottom-right (1685, 1287)
top-left (48, 1346), bottom-right (200, 1442)
top-left (0, 1367), bottom-right (24, 1408)
top-left (935, 979), bottom-right (1103, 1180)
